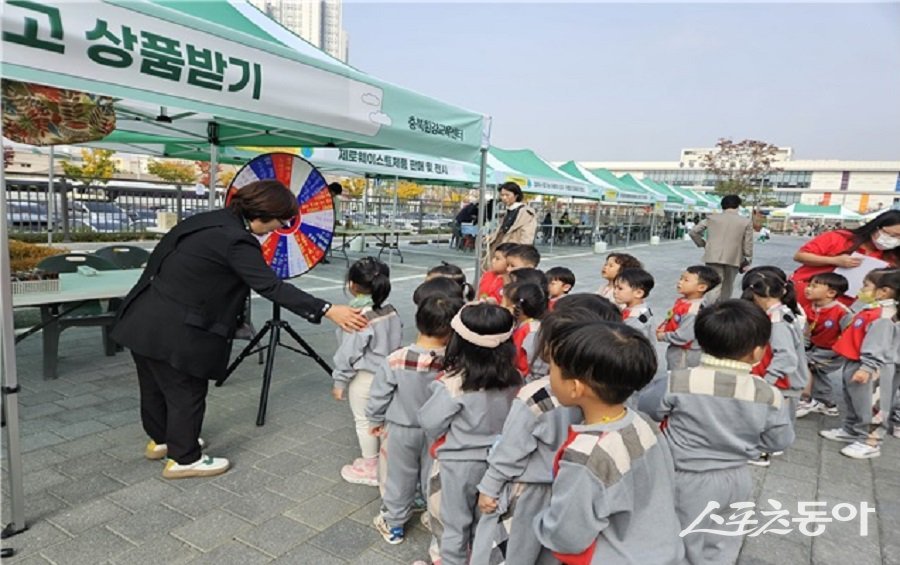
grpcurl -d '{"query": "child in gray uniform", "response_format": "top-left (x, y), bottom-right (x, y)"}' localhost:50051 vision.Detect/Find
top-left (332, 257), bottom-right (403, 486)
top-left (534, 321), bottom-right (685, 565)
top-left (504, 281), bottom-right (549, 382)
top-left (660, 300), bottom-right (795, 565)
top-left (822, 269), bottom-right (900, 459)
top-left (418, 303), bottom-right (521, 565)
top-left (614, 267), bottom-right (655, 343)
top-left (367, 294), bottom-right (464, 545)
top-left (470, 298), bottom-right (620, 565)
top-left (657, 265), bottom-right (721, 371)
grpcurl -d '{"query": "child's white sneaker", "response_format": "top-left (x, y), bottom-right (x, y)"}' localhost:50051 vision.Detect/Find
top-left (795, 398), bottom-right (819, 418)
top-left (373, 513), bottom-right (404, 544)
top-left (893, 425), bottom-right (900, 439)
top-left (340, 457), bottom-right (378, 487)
top-left (840, 441), bottom-right (881, 459)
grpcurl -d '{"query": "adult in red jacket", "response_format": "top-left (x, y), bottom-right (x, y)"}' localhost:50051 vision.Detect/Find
top-left (792, 210), bottom-right (900, 317)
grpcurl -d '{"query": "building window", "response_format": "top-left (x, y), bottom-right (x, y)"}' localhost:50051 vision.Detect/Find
top-left (840, 171), bottom-right (850, 191)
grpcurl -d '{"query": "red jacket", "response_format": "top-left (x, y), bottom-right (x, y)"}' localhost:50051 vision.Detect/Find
top-left (832, 303), bottom-right (893, 362)
top-left (478, 271), bottom-right (504, 303)
top-left (657, 298), bottom-right (700, 349)
top-left (809, 301), bottom-right (852, 349)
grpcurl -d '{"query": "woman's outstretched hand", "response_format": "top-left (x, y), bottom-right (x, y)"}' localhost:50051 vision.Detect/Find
top-left (325, 305), bottom-right (368, 332)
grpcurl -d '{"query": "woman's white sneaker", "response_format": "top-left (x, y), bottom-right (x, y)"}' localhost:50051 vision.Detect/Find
top-left (819, 428), bottom-right (857, 443)
top-left (162, 455), bottom-right (229, 479)
top-left (840, 442), bottom-right (880, 459)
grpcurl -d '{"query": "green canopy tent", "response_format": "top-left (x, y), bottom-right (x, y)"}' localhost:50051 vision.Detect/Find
top-left (488, 148), bottom-right (593, 199)
top-left (1, 0), bottom-right (493, 536)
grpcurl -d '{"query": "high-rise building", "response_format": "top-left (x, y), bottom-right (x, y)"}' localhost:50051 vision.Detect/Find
top-left (249, 0), bottom-right (349, 62)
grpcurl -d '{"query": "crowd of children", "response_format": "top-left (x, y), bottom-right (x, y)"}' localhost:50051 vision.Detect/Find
top-left (325, 243), bottom-right (900, 565)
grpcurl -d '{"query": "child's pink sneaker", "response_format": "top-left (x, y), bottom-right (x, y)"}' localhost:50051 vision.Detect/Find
top-left (340, 456), bottom-right (378, 486)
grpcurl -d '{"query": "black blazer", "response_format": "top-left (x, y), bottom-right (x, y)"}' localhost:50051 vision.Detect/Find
top-left (111, 208), bottom-right (331, 379)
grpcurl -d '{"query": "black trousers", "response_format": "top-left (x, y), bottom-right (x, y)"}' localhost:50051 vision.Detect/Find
top-left (133, 352), bottom-right (208, 464)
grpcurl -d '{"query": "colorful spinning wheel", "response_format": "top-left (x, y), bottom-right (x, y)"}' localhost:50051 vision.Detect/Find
top-left (226, 152), bottom-right (334, 280)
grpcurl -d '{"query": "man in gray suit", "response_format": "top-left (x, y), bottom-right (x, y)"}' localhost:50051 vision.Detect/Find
top-left (689, 194), bottom-right (754, 302)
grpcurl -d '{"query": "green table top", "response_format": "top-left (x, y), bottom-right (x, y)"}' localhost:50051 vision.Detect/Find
top-left (13, 269), bottom-right (142, 308)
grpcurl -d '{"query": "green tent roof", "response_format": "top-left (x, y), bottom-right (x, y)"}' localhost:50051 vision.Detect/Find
top-left (489, 148), bottom-right (593, 199)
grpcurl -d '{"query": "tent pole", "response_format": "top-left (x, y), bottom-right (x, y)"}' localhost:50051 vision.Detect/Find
top-left (47, 147), bottom-right (55, 246)
top-left (391, 175), bottom-right (399, 269)
top-left (1, 151), bottom-right (28, 540)
top-left (474, 147), bottom-right (488, 286)
top-left (207, 122), bottom-right (219, 210)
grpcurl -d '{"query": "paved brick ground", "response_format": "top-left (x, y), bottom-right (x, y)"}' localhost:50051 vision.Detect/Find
top-left (3, 235), bottom-right (899, 564)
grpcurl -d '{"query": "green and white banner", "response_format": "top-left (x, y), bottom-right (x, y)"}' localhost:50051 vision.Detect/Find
top-left (1, 0), bottom-right (488, 162)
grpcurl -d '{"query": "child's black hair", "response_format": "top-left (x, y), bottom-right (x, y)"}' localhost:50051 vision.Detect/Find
top-left (444, 303), bottom-right (521, 392)
top-left (741, 267), bottom-right (801, 316)
top-left (553, 293), bottom-right (620, 321)
top-left (505, 244), bottom-right (541, 267)
top-left (614, 268), bottom-right (655, 298)
top-left (685, 265), bottom-right (721, 294)
top-left (494, 242), bottom-right (519, 256)
top-left (508, 267), bottom-right (549, 297)
top-left (809, 272), bottom-right (849, 297)
top-left (545, 266), bottom-right (575, 289)
top-left (504, 281), bottom-right (547, 320)
top-left (695, 299), bottom-right (772, 360)
top-left (347, 256), bottom-right (391, 308)
top-left (871, 269), bottom-right (900, 301)
top-left (536, 297), bottom-right (621, 364)
top-left (426, 261), bottom-right (475, 301)
top-left (416, 294), bottom-right (465, 338)
top-left (548, 321), bottom-right (657, 404)
top-left (864, 267), bottom-right (896, 288)
top-left (413, 277), bottom-right (469, 305)
top-left (606, 253), bottom-right (643, 272)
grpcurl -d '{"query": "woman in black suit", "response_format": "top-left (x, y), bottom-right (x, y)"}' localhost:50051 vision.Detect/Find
top-left (111, 180), bottom-right (367, 479)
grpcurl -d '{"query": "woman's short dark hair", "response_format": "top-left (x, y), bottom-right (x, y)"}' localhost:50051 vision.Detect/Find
top-left (228, 180), bottom-right (298, 222)
top-left (444, 303), bottom-right (520, 391)
top-left (696, 299), bottom-right (771, 360)
top-left (328, 182), bottom-right (344, 196)
top-left (416, 294), bottom-right (464, 338)
top-left (548, 321), bottom-right (657, 404)
top-left (499, 181), bottom-right (524, 202)
top-left (553, 293), bottom-right (619, 321)
top-left (347, 257), bottom-right (391, 309)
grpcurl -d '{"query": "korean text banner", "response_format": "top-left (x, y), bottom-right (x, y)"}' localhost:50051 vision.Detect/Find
top-left (1, 0), bottom-right (487, 162)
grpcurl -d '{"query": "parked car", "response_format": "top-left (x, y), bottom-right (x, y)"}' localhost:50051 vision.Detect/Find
top-left (70, 218), bottom-right (131, 233)
top-left (7, 200), bottom-right (53, 232)
top-left (69, 200), bottom-right (131, 226)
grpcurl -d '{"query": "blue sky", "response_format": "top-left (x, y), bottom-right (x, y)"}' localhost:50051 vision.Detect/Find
top-left (344, 2), bottom-right (900, 161)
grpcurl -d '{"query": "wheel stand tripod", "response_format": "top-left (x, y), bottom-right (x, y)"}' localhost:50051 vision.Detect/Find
top-left (216, 304), bottom-right (331, 426)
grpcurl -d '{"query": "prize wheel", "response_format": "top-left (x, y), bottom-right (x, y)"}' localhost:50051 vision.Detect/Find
top-left (226, 152), bottom-right (334, 280)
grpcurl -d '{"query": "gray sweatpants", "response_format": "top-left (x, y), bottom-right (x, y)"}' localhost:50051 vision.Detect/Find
top-left (379, 423), bottom-right (430, 529)
top-left (470, 482), bottom-right (557, 565)
top-left (808, 347), bottom-right (842, 405)
top-left (877, 364), bottom-right (897, 433)
top-left (666, 346), bottom-right (702, 372)
top-left (675, 466), bottom-right (752, 565)
top-left (842, 361), bottom-right (882, 445)
top-left (428, 458), bottom-right (489, 565)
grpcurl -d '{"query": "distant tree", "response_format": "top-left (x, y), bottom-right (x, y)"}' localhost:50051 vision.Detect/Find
top-left (345, 177), bottom-right (366, 198)
top-left (60, 149), bottom-right (116, 189)
top-left (701, 138), bottom-right (782, 207)
top-left (147, 159), bottom-right (197, 185)
top-left (396, 180), bottom-right (425, 200)
top-left (196, 161), bottom-right (222, 187)
top-left (219, 168), bottom-right (236, 188)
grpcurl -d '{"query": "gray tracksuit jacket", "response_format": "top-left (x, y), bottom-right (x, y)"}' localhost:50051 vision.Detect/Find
top-left (477, 377), bottom-right (582, 497)
top-left (418, 371), bottom-right (518, 461)
top-left (366, 344), bottom-right (445, 427)
top-left (659, 354), bottom-right (795, 472)
top-left (533, 411), bottom-right (685, 565)
top-left (623, 303), bottom-right (654, 343)
top-left (759, 303), bottom-right (809, 394)
top-left (521, 320), bottom-right (550, 382)
top-left (331, 305), bottom-right (403, 390)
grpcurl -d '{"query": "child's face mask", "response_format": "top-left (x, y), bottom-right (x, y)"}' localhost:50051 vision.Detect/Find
top-left (858, 284), bottom-right (877, 304)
